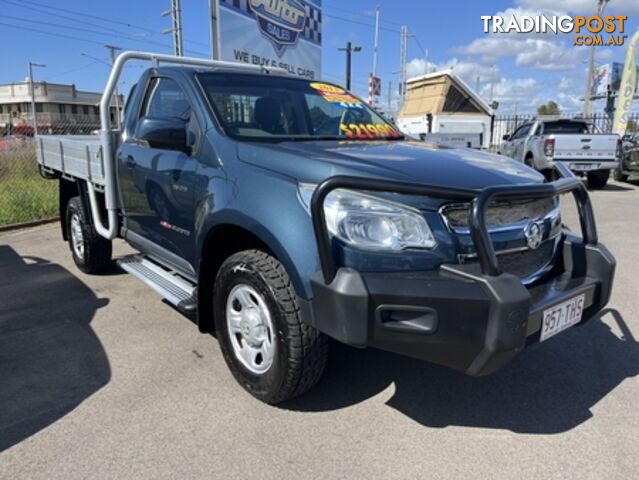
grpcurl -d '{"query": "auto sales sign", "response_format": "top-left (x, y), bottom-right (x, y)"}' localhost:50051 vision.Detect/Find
top-left (218, 0), bottom-right (322, 79)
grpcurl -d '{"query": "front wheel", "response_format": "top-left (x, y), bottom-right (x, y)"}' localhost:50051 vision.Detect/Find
top-left (587, 170), bottom-right (609, 189)
top-left (214, 250), bottom-right (328, 404)
top-left (66, 196), bottom-right (112, 274)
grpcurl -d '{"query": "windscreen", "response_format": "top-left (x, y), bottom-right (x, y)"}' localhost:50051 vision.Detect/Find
top-left (197, 73), bottom-right (401, 142)
top-left (543, 121), bottom-right (592, 135)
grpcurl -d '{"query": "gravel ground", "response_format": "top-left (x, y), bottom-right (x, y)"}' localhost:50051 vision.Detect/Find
top-left (1, 179), bottom-right (638, 479)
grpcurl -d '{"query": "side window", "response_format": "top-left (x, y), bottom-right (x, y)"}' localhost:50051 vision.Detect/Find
top-left (142, 78), bottom-right (191, 121)
top-left (512, 124), bottom-right (531, 140)
top-left (509, 126), bottom-right (523, 140)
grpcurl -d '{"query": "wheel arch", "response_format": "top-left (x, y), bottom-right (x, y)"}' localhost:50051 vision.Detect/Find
top-left (60, 178), bottom-right (92, 241)
top-left (196, 219), bottom-right (307, 333)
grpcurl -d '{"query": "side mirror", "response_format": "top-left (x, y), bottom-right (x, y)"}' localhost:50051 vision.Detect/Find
top-left (502, 134), bottom-right (510, 141)
top-left (136, 116), bottom-right (188, 152)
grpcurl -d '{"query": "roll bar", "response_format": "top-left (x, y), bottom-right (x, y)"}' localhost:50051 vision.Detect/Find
top-left (90, 51), bottom-right (287, 240)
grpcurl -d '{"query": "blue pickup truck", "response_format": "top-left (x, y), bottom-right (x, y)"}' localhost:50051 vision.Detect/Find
top-left (37, 52), bottom-right (615, 404)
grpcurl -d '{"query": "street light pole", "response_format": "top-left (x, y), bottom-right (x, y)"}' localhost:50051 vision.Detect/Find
top-left (584, 0), bottom-right (610, 117)
top-left (338, 42), bottom-right (362, 91)
top-left (28, 61), bottom-right (46, 136)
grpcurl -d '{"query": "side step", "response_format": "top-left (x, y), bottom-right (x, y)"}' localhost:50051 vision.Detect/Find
top-left (118, 255), bottom-right (197, 312)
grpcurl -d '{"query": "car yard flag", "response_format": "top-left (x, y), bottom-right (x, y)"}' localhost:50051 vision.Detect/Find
top-left (613, 31), bottom-right (639, 136)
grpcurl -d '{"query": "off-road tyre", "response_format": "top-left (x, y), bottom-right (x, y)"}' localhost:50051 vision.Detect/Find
top-left (214, 249), bottom-right (328, 404)
top-left (66, 196), bottom-right (112, 274)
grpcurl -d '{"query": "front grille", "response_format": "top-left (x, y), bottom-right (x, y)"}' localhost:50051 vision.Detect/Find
top-left (461, 240), bottom-right (556, 281)
top-left (442, 197), bottom-right (556, 232)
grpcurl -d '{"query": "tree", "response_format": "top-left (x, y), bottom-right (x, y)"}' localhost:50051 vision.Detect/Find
top-left (537, 101), bottom-right (561, 116)
top-left (626, 118), bottom-right (638, 133)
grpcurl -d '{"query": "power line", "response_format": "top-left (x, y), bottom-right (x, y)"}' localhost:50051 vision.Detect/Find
top-left (4, 0), bottom-right (210, 48)
top-left (322, 3), bottom-right (404, 27)
top-left (0, 14), bottom-right (208, 57)
top-left (322, 12), bottom-right (401, 34)
top-left (0, 21), bottom-right (109, 46)
top-left (0, 0), bottom-right (147, 38)
top-left (43, 60), bottom-right (106, 81)
top-left (2, 14), bottom-right (175, 50)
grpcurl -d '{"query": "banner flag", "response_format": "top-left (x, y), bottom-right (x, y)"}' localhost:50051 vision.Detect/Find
top-left (613, 31), bottom-right (639, 136)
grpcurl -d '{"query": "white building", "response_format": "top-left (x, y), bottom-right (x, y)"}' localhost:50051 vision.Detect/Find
top-left (0, 80), bottom-right (121, 134)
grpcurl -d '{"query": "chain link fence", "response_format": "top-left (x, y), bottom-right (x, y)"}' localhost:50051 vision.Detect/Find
top-left (0, 120), bottom-right (101, 228)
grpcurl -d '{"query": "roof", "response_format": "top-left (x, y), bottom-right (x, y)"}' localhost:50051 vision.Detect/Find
top-left (405, 69), bottom-right (493, 115)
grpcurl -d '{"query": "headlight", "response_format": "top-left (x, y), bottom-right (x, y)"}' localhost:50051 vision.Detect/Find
top-left (298, 184), bottom-right (436, 251)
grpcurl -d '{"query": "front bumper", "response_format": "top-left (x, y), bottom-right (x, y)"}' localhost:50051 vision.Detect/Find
top-left (302, 234), bottom-right (615, 376)
top-left (303, 163), bottom-right (615, 376)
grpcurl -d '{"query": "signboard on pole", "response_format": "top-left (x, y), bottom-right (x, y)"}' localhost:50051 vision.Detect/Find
top-left (591, 63), bottom-right (622, 97)
top-left (591, 62), bottom-right (639, 98)
top-left (217, 0), bottom-right (322, 80)
top-left (368, 73), bottom-right (381, 105)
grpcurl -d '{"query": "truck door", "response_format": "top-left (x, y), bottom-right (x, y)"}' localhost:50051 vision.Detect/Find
top-left (502, 123), bottom-right (531, 161)
top-left (511, 123), bottom-right (532, 161)
top-left (118, 76), bottom-right (201, 268)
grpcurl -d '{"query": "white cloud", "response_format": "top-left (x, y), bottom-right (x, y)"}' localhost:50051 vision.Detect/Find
top-left (403, 1), bottom-right (631, 115)
top-left (406, 58), bottom-right (498, 84)
top-left (457, 37), bottom-right (586, 71)
top-left (405, 58), bottom-right (438, 79)
top-left (484, 77), bottom-right (543, 111)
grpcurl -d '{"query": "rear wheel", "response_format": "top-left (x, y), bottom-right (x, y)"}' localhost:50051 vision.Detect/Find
top-left (66, 197), bottom-right (112, 274)
top-left (524, 154), bottom-right (535, 169)
top-left (214, 250), bottom-right (328, 404)
top-left (587, 170), bottom-right (609, 189)
top-left (613, 167), bottom-right (629, 182)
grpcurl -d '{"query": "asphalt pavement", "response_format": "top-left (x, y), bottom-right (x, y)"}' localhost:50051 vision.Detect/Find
top-left (1, 179), bottom-right (638, 479)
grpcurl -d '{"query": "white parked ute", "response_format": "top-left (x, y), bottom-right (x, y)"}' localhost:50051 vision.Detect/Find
top-left (500, 119), bottom-right (622, 189)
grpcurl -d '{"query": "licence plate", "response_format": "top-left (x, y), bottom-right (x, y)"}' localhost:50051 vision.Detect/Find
top-left (540, 294), bottom-right (585, 342)
top-left (571, 163), bottom-right (599, 171)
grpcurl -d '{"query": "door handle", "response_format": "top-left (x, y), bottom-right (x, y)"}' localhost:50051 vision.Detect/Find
top-left (125, 156), bottom-right (136, 169)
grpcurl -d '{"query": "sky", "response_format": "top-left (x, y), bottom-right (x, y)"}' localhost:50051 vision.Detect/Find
top-left (2, 0), bottom-right (638, 115)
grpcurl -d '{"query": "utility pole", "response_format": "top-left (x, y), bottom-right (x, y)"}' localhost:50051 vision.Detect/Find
top-left (372, 6), bottom-right (380, 76)
top-left (584, 0), bottom-right (610, 117)
top-left (105, 45), bottom-right (122, 129)
top-left (369, 5), bottom-right (380, 106)
top-left (209, 0), bottom-right (221, 59)
top-left (162, 0), bottom-right (184, 56)
top-left (338, 42), bottom-right (362, 91)
top-left (387, 80), bottom-right (392, 114)
top-left (28, 61), bottom-right (46, 136)
top-left (399, 26), bottom-right (408, 106)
